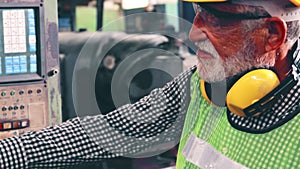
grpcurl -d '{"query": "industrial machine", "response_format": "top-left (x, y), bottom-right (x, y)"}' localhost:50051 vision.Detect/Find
top-left (0, 0), bottom-right (61, 139)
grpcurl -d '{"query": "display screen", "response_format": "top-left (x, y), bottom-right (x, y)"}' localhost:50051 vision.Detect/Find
top-left (0, 8), bottom-right (41, 80)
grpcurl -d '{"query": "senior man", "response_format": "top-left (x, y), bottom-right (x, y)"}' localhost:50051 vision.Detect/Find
top-left (0, 0), bottom-right (299, 169)
top-left (177, 0), bottom-right (300, 169)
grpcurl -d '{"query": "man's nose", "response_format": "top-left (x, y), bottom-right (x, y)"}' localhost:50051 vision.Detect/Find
top-left (189, 14), bottom-right (208, 42)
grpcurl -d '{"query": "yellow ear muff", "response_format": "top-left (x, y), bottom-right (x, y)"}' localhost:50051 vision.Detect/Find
top-left (226, 69), bottom-right (280, 117)
top-left (200, 79), bottom-right (212, 104)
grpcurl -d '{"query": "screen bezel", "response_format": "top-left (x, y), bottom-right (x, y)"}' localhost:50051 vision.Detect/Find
top-left (0, 2), bottom-right (46, 84)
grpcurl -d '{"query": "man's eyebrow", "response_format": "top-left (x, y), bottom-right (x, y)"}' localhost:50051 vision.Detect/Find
top-left (200, 3), bottom-right (271, 20)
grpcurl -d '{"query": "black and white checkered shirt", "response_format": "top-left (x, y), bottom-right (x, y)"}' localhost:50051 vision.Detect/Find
top-left (0, 66), bottom-right (196, 169)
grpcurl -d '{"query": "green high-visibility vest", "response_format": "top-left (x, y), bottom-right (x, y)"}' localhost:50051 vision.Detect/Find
top-left (176, 72), bottom-right (300, 169)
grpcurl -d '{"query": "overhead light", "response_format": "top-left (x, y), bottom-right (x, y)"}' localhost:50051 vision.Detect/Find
top-left (122, 0), bottom-right (149, 10)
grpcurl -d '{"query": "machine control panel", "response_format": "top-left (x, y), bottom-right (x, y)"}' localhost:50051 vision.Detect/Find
top-left (0, 82), bottom-right (48, 134)
top-left (0, 0), bottom-right (62, 139)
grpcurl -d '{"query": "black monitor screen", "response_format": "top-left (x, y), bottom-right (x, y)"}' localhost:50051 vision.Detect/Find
top-left (0, 7), bottom-right (43, 83)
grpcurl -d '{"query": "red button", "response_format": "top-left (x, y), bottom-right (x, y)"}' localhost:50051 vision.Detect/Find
top-left (13, 121), bottom-right (21, 129)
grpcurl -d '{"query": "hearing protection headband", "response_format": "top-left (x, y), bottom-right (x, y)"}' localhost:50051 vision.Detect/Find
top-left (245, 40), bottom-right (300, 117)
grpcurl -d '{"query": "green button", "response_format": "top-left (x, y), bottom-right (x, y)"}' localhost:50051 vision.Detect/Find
top-left (1, 92), bottom-right (6, 97)
top-left (10, 91), bottom-right (15, 96)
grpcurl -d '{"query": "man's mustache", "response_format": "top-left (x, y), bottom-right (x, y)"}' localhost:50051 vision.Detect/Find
top-left (195, 40), bottom-right (220, 59)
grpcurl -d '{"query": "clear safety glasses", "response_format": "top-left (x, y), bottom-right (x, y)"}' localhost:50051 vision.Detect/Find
top-left (192, 2), bottom-right (271, 20)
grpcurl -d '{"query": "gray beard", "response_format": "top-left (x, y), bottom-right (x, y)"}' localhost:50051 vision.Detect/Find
top-left (197, 38), bottom-right (276, 83)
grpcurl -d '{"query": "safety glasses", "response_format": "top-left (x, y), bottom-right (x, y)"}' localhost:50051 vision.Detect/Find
top-left (192, 3), bottom-right (271, 20)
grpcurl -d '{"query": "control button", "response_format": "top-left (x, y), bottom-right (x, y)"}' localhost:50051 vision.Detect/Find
top-left (0, 123), bottom-right (2, 130)
top-left (3, 122), bottom-right (12, 129)
top-left (10, 91), bottom-right (15, 96)
top-left (8, 106), bottom-right (13, 111)
top-left (13, 106), bottom-right (18, 110)
top-left (3, 113), bottom-right (7, 116)
top-left (21, 120), bottom-right (29, 127)
top-left (13, 121), bottom-right (21, 129)
top-left (20, 105), bottom-right (25, 110)
top-left (2, 107), bottom-right (7, 111)
top-left (12, 112), bottom-right (17, 115)
top-left (28, 90), bottom-right (33, 94)
top-left (1, 92), bottom-right (6, 97)
top-left (37, 89), bottom-right (42, 94)
top-left (19, 90), bottom-right (24, 95)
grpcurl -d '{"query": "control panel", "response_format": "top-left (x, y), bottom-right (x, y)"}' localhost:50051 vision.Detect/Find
top-left (0, 0), bottom-right (62, 139)
top-left (0, 82), bottom-right (48, 133)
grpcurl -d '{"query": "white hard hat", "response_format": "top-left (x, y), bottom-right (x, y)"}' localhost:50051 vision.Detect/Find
top-left (184, 0), bottom-right (300, 22)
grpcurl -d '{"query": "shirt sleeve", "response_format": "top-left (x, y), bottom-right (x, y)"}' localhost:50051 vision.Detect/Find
top-left (0, 66), bottom-right (196, 169)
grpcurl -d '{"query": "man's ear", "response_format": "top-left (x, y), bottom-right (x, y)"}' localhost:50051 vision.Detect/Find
top-left (265, 17), bottom-right (287, 52)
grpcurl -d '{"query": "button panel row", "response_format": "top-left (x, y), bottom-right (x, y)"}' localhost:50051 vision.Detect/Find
top-left (1, 89), bottom-right (42, 97)
top-left (2, 105), bottom-right (25, 111)
top-left (0, 119), bottom-right (29, 131)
